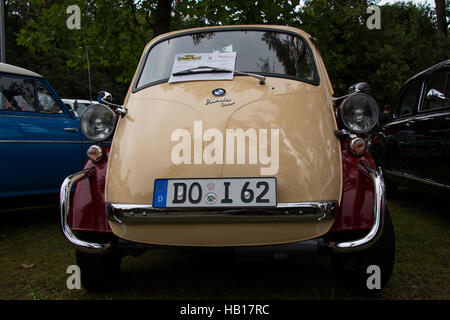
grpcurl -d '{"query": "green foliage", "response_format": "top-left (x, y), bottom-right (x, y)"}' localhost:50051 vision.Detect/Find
top-left (6, 0), bottom-right (131, 100)
top-left (297, 0), bottom-right (449, 105)
top-left (15, 0), bottom-right (152, 85)
top-left (5, 0), bottom-right (450, 105)
top-left (172, 0), bottom-right (301, 27)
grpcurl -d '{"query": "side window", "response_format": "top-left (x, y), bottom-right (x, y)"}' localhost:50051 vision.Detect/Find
top-left (395, 81), bottom-right (421, 117)
top-left (422, 72), bottom-right (449, 111)
top-left (0, 75), bottom-right (36, 112)
top-left (37, 81), bottom-right (63, 114)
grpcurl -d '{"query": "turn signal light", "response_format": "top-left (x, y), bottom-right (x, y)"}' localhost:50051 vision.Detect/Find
top-left (87, 145), bottom-right (103, 162)
top-left (349, 137), bottom-right (367, 156)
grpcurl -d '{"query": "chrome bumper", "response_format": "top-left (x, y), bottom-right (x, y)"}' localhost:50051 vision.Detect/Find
top-left (329, 163), bottom-right (386, 253)
top-left (60, 164), bottom-right (386, 254)
top-left (59, 167), bottom-right (111, 253)
top-left (106, 201), bottom-right (337, 224)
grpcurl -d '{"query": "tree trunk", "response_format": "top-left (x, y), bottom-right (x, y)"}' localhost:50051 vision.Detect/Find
top-left (153, 0), bottom-right (173, 37)
top-left (1, 0), bottom-right (6, 62)
top-left (435, 0), bottom-right (447, 37)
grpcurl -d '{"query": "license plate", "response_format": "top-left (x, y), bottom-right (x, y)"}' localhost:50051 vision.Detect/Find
top-left (153, 178), bottom-right (277, 208)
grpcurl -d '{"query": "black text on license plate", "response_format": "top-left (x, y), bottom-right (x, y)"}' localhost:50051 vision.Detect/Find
top-left (153, 178), bottom-right (277, 208)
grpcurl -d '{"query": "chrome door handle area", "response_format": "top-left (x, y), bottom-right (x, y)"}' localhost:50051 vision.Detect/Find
top-left (64, 127), bottom-right (79, 133)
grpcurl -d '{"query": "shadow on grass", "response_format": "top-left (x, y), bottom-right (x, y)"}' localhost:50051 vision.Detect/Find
top-left (97, 248), bottom-right (378, 300)
top-left (387, 186), bottom-right (450, 221)
top-left (0, 203), bottom-right (59, 228)
top-left (0, 194), bottom-right (59, 221)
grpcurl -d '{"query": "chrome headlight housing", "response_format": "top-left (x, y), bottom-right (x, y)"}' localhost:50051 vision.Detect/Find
top-left (80, 104), bottom-right (116, 142)
top-left (340, 93), bottom-right (379, 133)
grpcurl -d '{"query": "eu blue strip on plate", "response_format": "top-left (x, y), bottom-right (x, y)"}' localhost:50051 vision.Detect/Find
top-left (153, 179), bottom-right (168, 208)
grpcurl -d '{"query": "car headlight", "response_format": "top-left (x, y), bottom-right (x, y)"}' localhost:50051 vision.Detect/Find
top-left (340, 93), bottom-right (379, 133)
top-left (80, 104), bottom-right (116, 142)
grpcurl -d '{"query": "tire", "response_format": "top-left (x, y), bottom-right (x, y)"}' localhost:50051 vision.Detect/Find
top-left (331, 208), bottom-right (395, 292)
top-left (75, 250), bottom-right (122, 291)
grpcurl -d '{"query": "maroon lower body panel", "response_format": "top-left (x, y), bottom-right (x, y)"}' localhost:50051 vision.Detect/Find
top-left (328, 140), bottom-right (377, 234)
top-left (70, 146), bottom-right (112, 234)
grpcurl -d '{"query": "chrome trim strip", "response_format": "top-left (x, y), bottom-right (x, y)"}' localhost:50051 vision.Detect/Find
top-left (385, 169), bottom-right (448, 189)
top-left (60, 167), bottom-right (111, 253)
top-left (0, 140), bottom-right (81, 144)
top-left (0, 114), bottom-right (70, 120)
top-left (107, 201), bottom-right (337, 224)
top-left (330, 163), bottom-right (386, 253)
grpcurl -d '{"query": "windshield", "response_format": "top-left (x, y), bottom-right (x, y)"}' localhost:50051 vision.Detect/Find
top-left (135, 30), bottom-right (318, 89)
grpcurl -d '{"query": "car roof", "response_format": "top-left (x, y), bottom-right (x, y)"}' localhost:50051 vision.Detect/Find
top-left (0, 62), bottom-right (44, 78)
top-left (404, 59), bottom-right (450, 86)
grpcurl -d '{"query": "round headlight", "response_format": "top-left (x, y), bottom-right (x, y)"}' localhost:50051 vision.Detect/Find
top-left (340, 93), bottom-right (379, 133)
top-left (80, 104), bottom-right (116, 142)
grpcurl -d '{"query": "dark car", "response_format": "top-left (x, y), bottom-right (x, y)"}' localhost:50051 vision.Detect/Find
top-left (0, 62), bottom-right (94, 198)
top-left (370, 60), bottom-right (450, 193)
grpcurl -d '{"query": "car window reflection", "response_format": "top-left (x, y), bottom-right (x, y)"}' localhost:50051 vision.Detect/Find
top-left (37, 81), bottom-right (63, 114)
top-left (0, 76), bottom-right (36, 112)
top-left (395, 81), bottom-right (421, 117)
top-left (422, 72), bottom-right (449, 111)
top-left (137, 30), bottom-right (317, 88)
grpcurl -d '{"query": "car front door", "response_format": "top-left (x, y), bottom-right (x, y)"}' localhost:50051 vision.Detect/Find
top-left (0, 74), bottom-right (84, 197)
top-left (403, 71), bottom-right (450, 187)
top-left (382, 79), bottom-right (422, 175)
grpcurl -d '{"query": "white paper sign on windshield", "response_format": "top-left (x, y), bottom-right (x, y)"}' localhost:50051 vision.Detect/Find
top-left (168, 52), bottom-right (236, 83)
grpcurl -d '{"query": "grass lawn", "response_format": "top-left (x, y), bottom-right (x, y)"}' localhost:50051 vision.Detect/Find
top-left (0, 187), bottom-right (448, 300)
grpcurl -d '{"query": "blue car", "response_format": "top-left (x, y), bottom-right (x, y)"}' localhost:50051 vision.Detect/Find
top-left (0, 62), bottom-right (93, 198)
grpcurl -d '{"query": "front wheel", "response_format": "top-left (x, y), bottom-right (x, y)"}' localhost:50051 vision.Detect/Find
top-left (75, 250), bottom-right (122, 291)
top-left (331, 208), bottom-right (395, 292)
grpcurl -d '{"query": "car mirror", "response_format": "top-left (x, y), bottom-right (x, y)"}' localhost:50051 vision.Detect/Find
top-left (348, 82), bottom-right (371, 94)
top-left (96, 90), bottom-right (127, 118)
top-left (98, 91), bottom-right (113, 104)
top-left (426, 89), bottom-right (448, 102)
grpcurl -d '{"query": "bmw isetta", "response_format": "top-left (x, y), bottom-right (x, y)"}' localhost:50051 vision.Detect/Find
top-left (60, 25), bottom-right (395, 291)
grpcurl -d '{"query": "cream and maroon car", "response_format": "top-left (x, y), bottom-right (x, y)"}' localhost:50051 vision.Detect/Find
top-left (60, 25), bottom-right (395, 291)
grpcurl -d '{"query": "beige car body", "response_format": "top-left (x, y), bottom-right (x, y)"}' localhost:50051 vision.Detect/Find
top-left (105, 25), bottom-right (342, 246)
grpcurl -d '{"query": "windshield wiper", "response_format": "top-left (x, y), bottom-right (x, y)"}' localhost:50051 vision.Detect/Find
top-left (172, 66), bottom-right (266, 85)
top-left (172, 66), bottom-right (232, 76)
